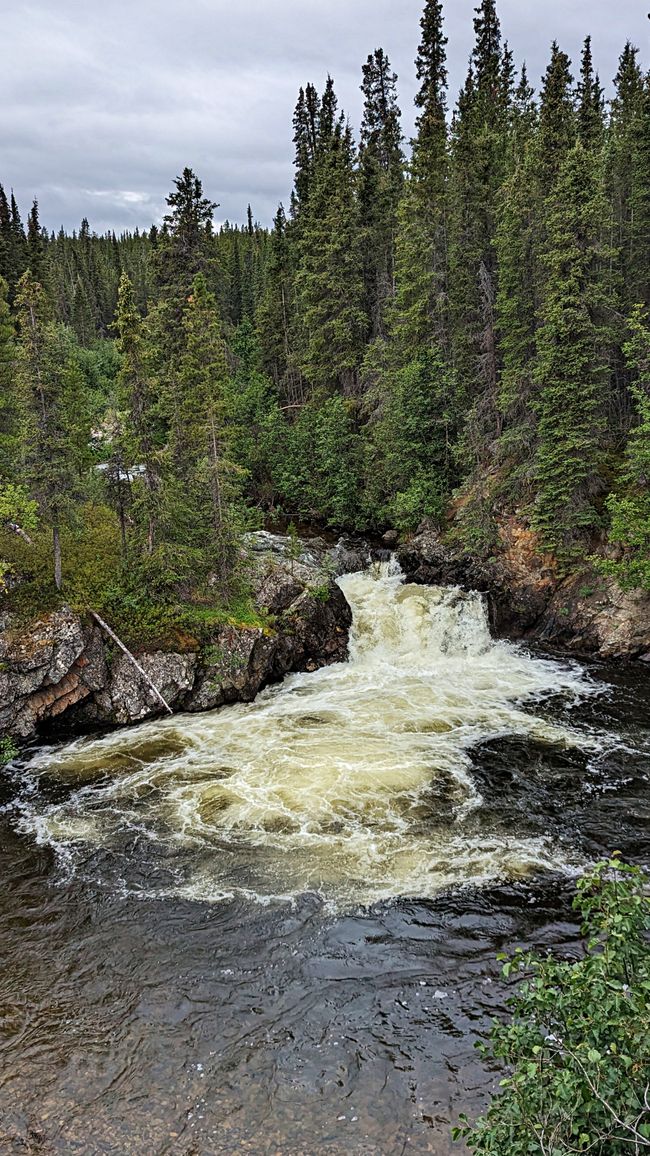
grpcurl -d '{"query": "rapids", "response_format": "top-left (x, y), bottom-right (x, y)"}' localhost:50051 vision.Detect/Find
top-left (13, 561), bottom-right (604, 904)
top-left (1, 562), bottom-right (649, 1153)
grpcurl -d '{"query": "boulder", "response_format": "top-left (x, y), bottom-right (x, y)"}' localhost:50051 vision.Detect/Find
top-left (0, 610), bottom-right (107, 739)
top-left (0, 531), bottom-right (354, 745)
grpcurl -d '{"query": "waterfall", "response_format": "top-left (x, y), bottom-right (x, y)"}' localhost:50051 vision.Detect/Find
top-left (14, 562), bottom-right (602, 905)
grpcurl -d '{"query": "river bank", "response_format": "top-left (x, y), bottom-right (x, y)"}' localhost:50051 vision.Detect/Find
top-left (0, 533), bottom-right (362, 745)
top-left (398, 519), bottom-right (650, 661)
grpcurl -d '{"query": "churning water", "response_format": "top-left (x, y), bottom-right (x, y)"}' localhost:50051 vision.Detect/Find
top-left (2, 562), bottom-right (650, 1153)
top-left (13, 561), bottom-right (605, 905)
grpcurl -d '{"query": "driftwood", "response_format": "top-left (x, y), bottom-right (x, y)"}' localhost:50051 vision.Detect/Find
top-left (89, 610), bottom-right (174, 715)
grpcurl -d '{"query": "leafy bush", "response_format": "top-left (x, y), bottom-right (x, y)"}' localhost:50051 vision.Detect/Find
top-left (0, 736), bottom-right (19, 766)
top-left (454, 857), bottom-right (650, 1154)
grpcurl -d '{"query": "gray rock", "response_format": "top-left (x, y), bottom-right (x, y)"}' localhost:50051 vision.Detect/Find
top-left (253, 565), bottom-right (307, 614)
top-left (1, 531), bottom-right (354, 745)
top-left (399, 521), bottom-right (650, 658)
top-left (102, 650), bottom-right (198, 725)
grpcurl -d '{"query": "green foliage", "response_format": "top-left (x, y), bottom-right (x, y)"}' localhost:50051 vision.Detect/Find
top-left (369, 347), bottom-right (454, 530)
top-left (0, 481), bottom-right (39, 589)
top-left (270, 395), bottom-right (364, 528)
top-left (0, 482), bottom-right (38, 531)
top-left (294, 102), bottom-right (368, 391)
top-left (0, 736), bottom-right (19, 766)
top-left (454, 858), bottom-right (650, 1154)
top-left (163, 271), bottom-right (245, 589)
top-left (15, 272), bottom-right (96, 589)
top-left (0, 501), bottom-right (264, 650)
top-left (307, 582), bottom-right (331, 603)
top-left (0, 274), bottom-right (18, 476)
top-left (531, 142), bottom-right (612, 563)
top-left (599, 307), bottom-right (650, 590)
top-left (390, 0), bottom-right (448, 360)
top-left (358, 48), bottom-right (404, 340)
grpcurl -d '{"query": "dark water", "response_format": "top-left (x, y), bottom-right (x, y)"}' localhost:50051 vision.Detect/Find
top-left (1, 651), bottom-right (649, 1154)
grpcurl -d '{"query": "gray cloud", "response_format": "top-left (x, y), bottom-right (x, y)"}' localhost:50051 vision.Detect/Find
top-left (2, 0), bottom-right (648, 234)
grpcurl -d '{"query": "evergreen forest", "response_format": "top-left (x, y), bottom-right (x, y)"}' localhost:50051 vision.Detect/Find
top-left (2, 0), bottom-right (650, 640)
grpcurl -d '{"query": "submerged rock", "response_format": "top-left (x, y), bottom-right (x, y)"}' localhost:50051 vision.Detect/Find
top-left (0, 532), bottom-right (352, 744)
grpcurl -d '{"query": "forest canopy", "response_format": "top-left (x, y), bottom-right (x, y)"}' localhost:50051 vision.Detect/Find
top-left (2, 0), bottom-right (650, 639)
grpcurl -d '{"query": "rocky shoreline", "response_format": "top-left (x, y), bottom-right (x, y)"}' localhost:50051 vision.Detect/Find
top-left (0, 533), bottom-right (367, 745)
top-left (398, 519), bottom-right (650, 662)
top-left (2, 523), bottom-right (649, 751)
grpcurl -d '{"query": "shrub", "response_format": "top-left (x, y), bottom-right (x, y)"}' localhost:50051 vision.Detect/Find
top-left (453, 857), bottom-right (650, 1154)
top-left (0, 736), bottom-right (19, 766)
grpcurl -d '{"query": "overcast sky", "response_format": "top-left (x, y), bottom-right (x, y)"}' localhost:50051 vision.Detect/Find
top-left (2, 0), bottom-right (648, 235)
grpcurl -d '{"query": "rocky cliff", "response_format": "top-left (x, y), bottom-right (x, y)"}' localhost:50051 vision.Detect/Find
top-left (0, 533), bottom-right (366, 745)
top-left (398, 518), bottom-right (650, 661)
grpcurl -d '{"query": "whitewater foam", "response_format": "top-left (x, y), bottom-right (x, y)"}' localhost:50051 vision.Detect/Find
top-left (13, 562), bottom-right (605, 904)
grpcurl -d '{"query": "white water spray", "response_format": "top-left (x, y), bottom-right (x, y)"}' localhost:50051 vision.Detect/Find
top-left (16, 563), bottom-right (602, 903)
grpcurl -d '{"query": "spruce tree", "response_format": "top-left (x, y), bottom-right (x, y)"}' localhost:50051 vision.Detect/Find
top-left (0, 275), bottom-right (18, 477)
top-left (472, 0), bottom-right (502, 100)
top-left (365, 0), bottom-right (457, 528)
top-left (256, 204), bottom-right (295, 392)
top-left (0, 186), bottom-right (11, 286)
top-left (151, 168), bottom-right (217, 359)
top-left (494, 149), bottom-right (539, 469)
top-left (494, 60), bottom-right (538, 472)
top-left (170, 272), bottom-right (241, 587)
top-left (391, 0), bottom-right (449, 356)
top-left (294, 110), bottom-right (367, 392)
top-left (534, 43), bottom-right (575, 190)
top-left (627, 78), bottom-right (650, 313)
top-left (576, 36), bottom-right (605, 150)
top-left (606, 43), bottom-right (646, 315)
top-left (358, 48), bottom-right (404, 339)
top-left (291, 84), bottom-right (320, 214)
top-left (15, 272), bottom-right (90, 590)
top-left (26, 199), bottom-right (47, 285)
top-left (531, 142), bottom-right (612, 561)
top-left (510, 63), bottom-right (537, 161)
top-left (114, 273), bottom-right (160, 556)
top-left (448, 0), bottom-right (511, 454)
top-left (9, 193), bottom-right (27, 292)
top-left (369, 346), bottom-right (455, 530)
top-left (602, 306), bottom-right (650, 589)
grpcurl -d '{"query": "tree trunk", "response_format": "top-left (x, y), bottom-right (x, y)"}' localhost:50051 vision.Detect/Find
top-left (53, 523), bottom-right (62, 591)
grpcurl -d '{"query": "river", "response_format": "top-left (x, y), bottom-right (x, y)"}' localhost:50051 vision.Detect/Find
top-left (1, 562), bottom-right (649, 1153)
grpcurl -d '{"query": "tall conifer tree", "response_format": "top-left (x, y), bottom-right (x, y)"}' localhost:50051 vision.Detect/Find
top-left (15, 272), bottom-right (89, 589)
top-left (0, 275), bottom-right (17, 477)
top-left (532, 143), bottom-right (612, 560)
top-left (576, 36), bottom-right (605, 150)
top-left (294, 91), bottom-right (367, 393)
top-left (114, 273), bottom-right (160, 556)
top-left (358, 49), bottom-right (404, 340)
top-left (391, 0), bottom-right (449, 355)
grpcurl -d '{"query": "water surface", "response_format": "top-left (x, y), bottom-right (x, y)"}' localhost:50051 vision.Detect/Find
top-left (1, 564), bottom-right (649, 1153)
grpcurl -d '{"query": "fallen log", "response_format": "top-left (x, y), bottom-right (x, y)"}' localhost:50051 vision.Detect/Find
top-left (89, 610), bottom-right (174, 715)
